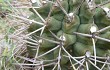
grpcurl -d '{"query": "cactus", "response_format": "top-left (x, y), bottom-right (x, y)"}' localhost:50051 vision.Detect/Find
top-left (27, 0), bottom-right (110, 70)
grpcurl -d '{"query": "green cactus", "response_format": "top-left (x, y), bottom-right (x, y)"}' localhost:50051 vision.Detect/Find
top-left (27, 0), bottom-right (110, 70)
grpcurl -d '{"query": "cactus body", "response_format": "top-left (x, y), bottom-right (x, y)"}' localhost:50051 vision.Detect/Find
top-left (27, 0), bottom-right (110, 69)
top-left (57, 30), bottom-right (76, 47)
top-left (54, 49), bottom-right (69, 64)
top-left (77, 23), bottom-right (98, 44)
top-left (73, 42), bottom-right (93, 56)
top-left (96, 31), bottom-right (110, 49)
top-left (62, 14), bottom-right (80, 34)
